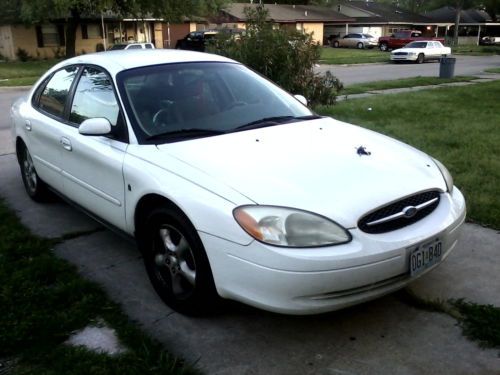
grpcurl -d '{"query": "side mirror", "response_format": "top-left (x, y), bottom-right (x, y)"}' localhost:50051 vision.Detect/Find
top-left (78, 118), bottom-right (112, 136)
top-left (294, 94), bottom-right (308, 106)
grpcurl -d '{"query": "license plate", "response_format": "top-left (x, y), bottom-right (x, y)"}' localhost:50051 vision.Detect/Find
top-left (409, 238), bottom-right (443, 277)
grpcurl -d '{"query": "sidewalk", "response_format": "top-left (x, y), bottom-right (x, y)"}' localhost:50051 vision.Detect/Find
top-left (339, 72), bottom-right (500, 101)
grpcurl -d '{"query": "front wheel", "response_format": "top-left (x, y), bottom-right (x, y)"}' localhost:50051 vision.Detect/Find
top-left (357, 42), bottom-right (364, 49)
top-left (417, 53), bottom-right (425, 64)
top-left (379, 43), bottom-right (388, 51)
top-left (333, 41), bottom-right (340, 48)
top-left (19, 145), bottom-right (49, 202)
top-left (140, 206), bottom-right (218, 315)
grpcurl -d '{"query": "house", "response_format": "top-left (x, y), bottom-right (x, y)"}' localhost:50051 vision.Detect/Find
top-left (216, 3), bottom-right (354, 44)
top-left (326, 1), bottom-right (437, 40)
top-left (0, 11), bottom-right (163, 60)
top-left (423, 6), bottom-right (500, 44)
top-left (0, 11), bottom-right (208, 60)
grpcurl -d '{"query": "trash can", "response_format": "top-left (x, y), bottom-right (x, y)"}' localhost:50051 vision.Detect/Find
top-left (439, 56), bottom-right (456, 79)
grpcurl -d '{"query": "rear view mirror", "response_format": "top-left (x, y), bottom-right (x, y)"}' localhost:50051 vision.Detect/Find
top-left (78, 118), bottom-right (112, 136)
top-left (294, 94), bottom-right (308, 106)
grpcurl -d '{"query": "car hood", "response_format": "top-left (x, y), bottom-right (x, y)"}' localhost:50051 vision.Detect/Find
top-left (392, 47), bottom-right (425, 53)
top-left (155, 117), bottom-right (446, 228)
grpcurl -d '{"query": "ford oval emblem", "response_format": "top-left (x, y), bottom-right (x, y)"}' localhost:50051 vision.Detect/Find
top-left (402, 206), bottom-right (418, 218)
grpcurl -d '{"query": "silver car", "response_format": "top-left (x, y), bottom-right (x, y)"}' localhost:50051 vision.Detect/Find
top-left (332, 33), bottom-right (378, 49)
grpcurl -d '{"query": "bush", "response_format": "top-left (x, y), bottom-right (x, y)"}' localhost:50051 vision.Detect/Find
top-left (16, 48), bottom-right (31, 62)
top-left (207, 6), bottom-right (342, 107)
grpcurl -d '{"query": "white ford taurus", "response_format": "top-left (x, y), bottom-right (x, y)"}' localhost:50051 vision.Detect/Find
top-left (10, 50), bottom-right (465, 315)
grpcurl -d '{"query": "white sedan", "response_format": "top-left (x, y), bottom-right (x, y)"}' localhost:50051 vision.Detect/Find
top-left (10, 50), bottom-right (465, 315)
top-left (391, 41), bottom-right (451, 63)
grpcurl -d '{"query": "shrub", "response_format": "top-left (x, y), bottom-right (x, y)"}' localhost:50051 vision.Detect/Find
top-left (16, 48), bottom-right (31, 62)
top-left (208, 6), bottom-right (342, 106)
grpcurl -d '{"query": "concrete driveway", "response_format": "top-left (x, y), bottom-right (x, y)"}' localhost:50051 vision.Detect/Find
top-left (1, 88), bottom-right (499, 374)
top-left (317, 54), bottom-right (500, 85)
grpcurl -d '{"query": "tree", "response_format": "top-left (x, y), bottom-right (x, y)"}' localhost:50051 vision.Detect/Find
top-left (0, 0), bottom-right (228, 58)
top-left (208, 6), bottom-right (342, 106)
top-left (483, 0), bottom-right (500, 21)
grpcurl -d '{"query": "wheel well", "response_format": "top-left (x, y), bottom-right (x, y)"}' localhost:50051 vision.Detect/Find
top-left (16, 137), bottom-right (26, 163)
top-left (134, 194), bottom-right (185, 237)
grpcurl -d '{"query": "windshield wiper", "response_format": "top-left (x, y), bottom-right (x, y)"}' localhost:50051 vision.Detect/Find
top-left (146, 128), bottom-right (226, 142)
top-left (234, 115), bottom-right (322, 132)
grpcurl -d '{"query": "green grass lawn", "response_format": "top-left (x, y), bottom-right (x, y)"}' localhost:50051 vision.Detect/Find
top-left (485, 67), bottom-right (500, 73)
top-left (0, 199), bottom-right (198, 374)
top-left (341, 75), bottom-right (476, 95)
top-left (318, 80), bottom-right (500, 229)
top-left (453, 44), bottom-right (500, 55)
top-left (0, 60), bottom-right (59, 87)
top-left (319, 47), bottom-right (389, 64)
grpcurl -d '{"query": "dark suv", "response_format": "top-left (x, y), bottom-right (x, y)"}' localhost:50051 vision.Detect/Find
top-left (175, 30), bottom-right (219, 52)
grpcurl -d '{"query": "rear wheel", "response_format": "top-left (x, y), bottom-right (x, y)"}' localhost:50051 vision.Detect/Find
top-left (19, 145), bottom-right (49, 202)
top-left (357, 42), bottom-right (364, 49)
top-left (417, 53), bottom-right (425, 64)
top-left (139, 206), bottom-right (218, 315)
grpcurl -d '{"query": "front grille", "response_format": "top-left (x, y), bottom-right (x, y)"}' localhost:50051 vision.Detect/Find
top-left (393, 52), bottom-right (408, 56)
top-left (358, 190), bottom-right (441, 234)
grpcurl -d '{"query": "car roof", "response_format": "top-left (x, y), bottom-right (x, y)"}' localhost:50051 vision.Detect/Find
top-left (49, 49), bottom-right (237, 76)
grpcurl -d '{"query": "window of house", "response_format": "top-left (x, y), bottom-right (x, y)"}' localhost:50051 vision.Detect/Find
top-left (69, 67), bottom-right (120, 127)
top-left (82, 24), bottom-right (102, 39)
top-left (36, 24), bottom-right (65, 47)
top-left (38, 67), bottom-right (79, 118)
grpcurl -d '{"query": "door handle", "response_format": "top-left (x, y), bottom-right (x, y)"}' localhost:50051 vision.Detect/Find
top-left (25, 120), bottom-right (32, 131)
top-left (60, 137), bottom-right (72, 151)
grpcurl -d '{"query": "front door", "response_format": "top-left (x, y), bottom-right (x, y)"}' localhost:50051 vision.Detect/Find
top-left (59, 66), bottom-right (128, 230)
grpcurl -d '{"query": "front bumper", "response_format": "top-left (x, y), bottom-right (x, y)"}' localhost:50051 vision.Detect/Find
top-left (391, 54), bottom-right (417, 62)
top-left (201, 188), bottom-right (466, 314)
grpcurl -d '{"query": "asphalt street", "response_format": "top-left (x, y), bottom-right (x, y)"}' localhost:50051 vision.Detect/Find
top-left (1, 70), bottom-right (499, 374)
top-left (317, 54), bottom-right (500, 85)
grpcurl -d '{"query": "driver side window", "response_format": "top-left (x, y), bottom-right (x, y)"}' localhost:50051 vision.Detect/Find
top-left (69, 67), bottom-right (120, 127)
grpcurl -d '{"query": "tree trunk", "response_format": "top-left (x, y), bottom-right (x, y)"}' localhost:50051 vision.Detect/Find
top-left (452, 2), bottom-right (463, 47)
top-left (65, 8), bottom-right (80, 58)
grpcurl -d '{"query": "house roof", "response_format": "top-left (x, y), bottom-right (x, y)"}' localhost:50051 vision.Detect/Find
top-left (221, 3), bottom-right (354, 23)
top-left (423, 6), bottom-right (493, 24)
top-left (338, 1), bottom-right (434, 24)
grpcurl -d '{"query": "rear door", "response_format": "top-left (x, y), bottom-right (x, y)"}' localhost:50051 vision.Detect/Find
top-left (26, 66), bottom-right (80, 193)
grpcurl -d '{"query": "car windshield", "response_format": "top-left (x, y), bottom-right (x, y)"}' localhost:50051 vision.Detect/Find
top-left (405, 42), bottom-right (427, 48)
top-left (109, 44), bottom-right (127, 50)
top-left (117, 62), bottom-right (313, 143)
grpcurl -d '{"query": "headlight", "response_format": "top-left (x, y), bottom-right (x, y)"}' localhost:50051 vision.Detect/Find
top-left (433, 158), bottom-right (454, 193)
top-left (233, 206), bottom-right (351, 248)
top-left (408, 52), bottom-right (417, 56)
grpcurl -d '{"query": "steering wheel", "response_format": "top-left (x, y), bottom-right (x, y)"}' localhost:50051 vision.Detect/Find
top-left (152, 106), bottom-right (182, 131)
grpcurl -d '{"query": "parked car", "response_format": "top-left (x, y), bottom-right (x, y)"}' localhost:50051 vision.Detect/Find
top-left (175, 30), bottom-right (219, 52)
top-left (479, 36), bottom-right (500, 45)
top-left (10, 50), bottom-right (465, 315)
top-left (391, 41), bottom-right (451, 63)
top-left (379, 30), bottom-right (445, 51)
top-left (332, 33), bottom-right (378, 49)
top-left (108, 42), bottom-right (155, 50)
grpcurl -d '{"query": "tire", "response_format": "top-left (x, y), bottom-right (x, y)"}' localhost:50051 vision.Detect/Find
top-left (333, 41), bottom-right (340, 48)
top-left (379, 43), bottom-right (388, 52)
top-left (139, 206), bottom-right (218, 315)
top-left (357, 42), bottom-right (364, 49)
top-left (417, 53), bottom-right (425, 64)
top-left (19, 144), bottom-right (50, 202)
